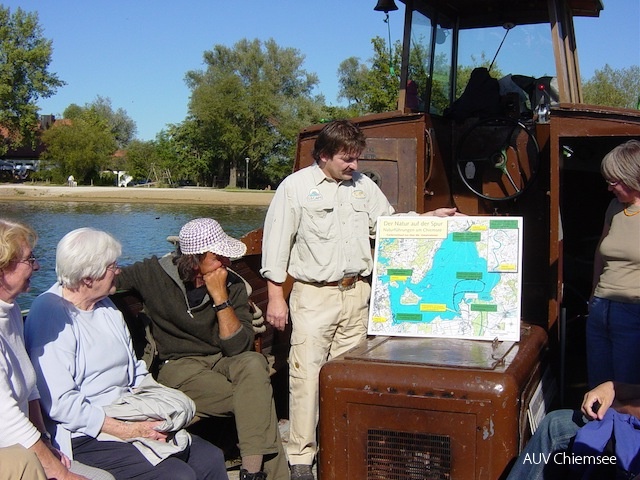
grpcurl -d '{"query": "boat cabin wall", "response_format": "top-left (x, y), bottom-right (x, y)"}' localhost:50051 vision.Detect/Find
top-left (295, 113), bottom-right (453, 214)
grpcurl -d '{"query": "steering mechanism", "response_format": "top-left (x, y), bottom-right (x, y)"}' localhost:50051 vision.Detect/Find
top-left (456, 117), bottom-right (540, 201)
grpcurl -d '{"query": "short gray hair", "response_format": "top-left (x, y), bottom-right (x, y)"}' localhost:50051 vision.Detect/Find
top-left (56, 228), bottom-right (122, 288)
top-left (601, 139), bottom-right (640, 192)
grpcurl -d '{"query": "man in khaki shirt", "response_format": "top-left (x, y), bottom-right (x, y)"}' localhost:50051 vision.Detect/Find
top-left (260, 120), bottom-right (458, 479)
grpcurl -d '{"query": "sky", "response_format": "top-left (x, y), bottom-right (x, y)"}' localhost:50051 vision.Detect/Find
top-left (5, 0), bottom-right (640, 141)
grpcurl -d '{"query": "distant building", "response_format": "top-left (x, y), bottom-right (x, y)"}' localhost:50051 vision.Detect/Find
top-left (0, 114), bottom-right (57, 181)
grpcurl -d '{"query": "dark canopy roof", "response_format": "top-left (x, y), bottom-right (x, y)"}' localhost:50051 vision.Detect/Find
top-left (400, 0), bottom-right (603, 28)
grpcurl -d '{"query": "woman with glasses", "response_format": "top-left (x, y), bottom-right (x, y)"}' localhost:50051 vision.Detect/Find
top-left (587, 139), bottom-right (640, 388)
top-left (25, 227), bottom-right (228, 480)
top-left (0, 219), bottom-right (114, 480)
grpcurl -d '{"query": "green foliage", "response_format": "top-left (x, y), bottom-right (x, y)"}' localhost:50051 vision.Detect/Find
top-left (318, 104), bottom-right (364, 123)
top-left (95, 170), bottom-right (117, 186)
top-left (337, 35), bottom-right (508, 116)
top-left (184, 38), bottom-right (324, 187)
top-left (0, 5), bottom-right (64, 154)
top-left (124, 139), bottom-right (161, 181)
top-left (162, 121), bottom-right (212, 185)
top-left (337, 57), bottom-right (369, 115)
top-left (362, 37), bottom-right (401, 113)
top-left (29, 163), bottom-right (56, 183)
top-left (41, 117), bottom-right (117, 184)
top-left (583, 65), bottom-right (640, 109)
top-left (119, 133), bottom-right (188, 187)
top-left (337, 37), bottom-right (401, 114)
top-left (63, 103), bottom-right (83, 120)
top-left (88, 96), bottom-right (136, 147)
top-left (40, 97), bottom-right (136, 184)
top-left (64, 96), bottom-right (136, 148)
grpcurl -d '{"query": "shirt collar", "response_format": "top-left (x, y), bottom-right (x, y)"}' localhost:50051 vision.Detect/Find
top-left (311, 162), bottom-right (355, 187)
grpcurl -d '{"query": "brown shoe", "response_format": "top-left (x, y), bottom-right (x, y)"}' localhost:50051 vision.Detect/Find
top-left (290, 464), bottom-right (314, 480)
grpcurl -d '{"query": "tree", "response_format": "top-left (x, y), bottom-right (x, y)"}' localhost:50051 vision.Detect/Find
top-left (337, 57), bottom-right (369, 115)
top-left (185, 38), bottom-right (324, 187)
top-left (583, 65), bottom-right (640, 109)
top-left (124, 139), bottom-right (160, 181)
top-left (163, 121), bottom-right (213, 185)
top-left (65, 96), bottom-right (136, 148)
top-left (41, 117), bottom-right (117, 184)
top-left (337, 33), bottom-right (507, 117)
top-left (363, 37), bottom-right (402, 113)
top-left (0, 6), bottom-right (64, 154)
top-left (40, 97), bottom-right (135, 184)
top-left (337, 37), bottom-right (402, 114)
top-left (86, 96), bottom-right (136, 148)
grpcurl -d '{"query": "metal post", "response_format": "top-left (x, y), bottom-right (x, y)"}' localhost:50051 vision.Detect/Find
top-left (245, 157), bottom-right (250, 189)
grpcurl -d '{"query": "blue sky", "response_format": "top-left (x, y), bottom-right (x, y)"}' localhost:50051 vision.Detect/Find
top-left (6, 0), bottom-right (640, 141)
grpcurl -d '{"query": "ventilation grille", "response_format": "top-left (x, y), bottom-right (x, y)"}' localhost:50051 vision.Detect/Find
top-left (367, 429), bottom-right (452, 480)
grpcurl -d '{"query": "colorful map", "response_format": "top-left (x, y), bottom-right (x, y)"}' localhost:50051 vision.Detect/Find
top-left (368, 216), bottom-right (523, 341)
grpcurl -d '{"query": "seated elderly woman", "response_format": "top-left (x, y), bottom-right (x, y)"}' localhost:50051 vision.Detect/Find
top-left (25, 227), bottom-right (228, 480)
top-left (0, 219), bottom-right (113, 480)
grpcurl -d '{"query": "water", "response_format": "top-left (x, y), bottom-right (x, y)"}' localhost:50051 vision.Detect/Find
top-left (2, 201), bottom-right (268, 310)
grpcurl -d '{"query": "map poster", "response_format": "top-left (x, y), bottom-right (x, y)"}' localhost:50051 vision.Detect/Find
top-left (368, 215), bottom-right (523, 341)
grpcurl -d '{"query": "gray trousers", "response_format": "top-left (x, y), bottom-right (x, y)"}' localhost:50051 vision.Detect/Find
top-left (157, 351), bottom-right (288, 480)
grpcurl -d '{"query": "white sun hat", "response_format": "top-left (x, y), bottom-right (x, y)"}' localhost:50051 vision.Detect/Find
top-left (178, 218), bottom-right (247, 259)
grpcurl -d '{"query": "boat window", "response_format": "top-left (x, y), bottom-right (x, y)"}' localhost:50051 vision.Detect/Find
top-left (407, 9), bottom-right (453, 115)
top-left (406, 10), bottom-right (432, 113)
top-left (431, 22), bottom-right (453, 114)
top-left (456, 23), bottom-right (556, 106)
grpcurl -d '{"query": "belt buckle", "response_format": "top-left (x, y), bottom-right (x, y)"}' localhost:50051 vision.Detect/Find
top-left (338, 274), bottom-right (357, 292)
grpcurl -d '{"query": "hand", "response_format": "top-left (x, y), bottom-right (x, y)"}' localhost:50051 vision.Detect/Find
top-left (581, 381), bottom-right (616, 420)
top-left (38, 434), bottom-right (72, 469)
top-left (422, 207), bottom-right (464, 217)
top-left (57, 450), bottom-right (72, 469)
top-left (46, 443), bottom-right (72, 469)
top-left (266, 296), bottom-right (289, 332)
top-left (125, 420), bottom-right (169, 442)
top-left (203, 264), bottom-right (229, 303)
top-left (32, 439), bottom-right (87, 480)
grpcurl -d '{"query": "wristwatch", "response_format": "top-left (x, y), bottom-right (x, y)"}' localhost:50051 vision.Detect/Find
top-left (213, 300), bottom-right (231, 312)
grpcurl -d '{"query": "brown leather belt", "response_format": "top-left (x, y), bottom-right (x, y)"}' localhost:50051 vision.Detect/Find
top-left (297, 275), bottom-right (367, 291)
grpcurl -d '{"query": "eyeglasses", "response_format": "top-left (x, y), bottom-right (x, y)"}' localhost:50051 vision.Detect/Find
top-left (15, 254), bottom-right (37, 267)
top-left (106, 262), bottom-right (120, 273)
top-left (606, 180), bottom-right (620, 187)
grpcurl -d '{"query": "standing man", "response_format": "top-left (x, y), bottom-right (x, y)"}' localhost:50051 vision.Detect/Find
top-left (116, 218), bottom-right (288, 480)
top-left (260, 120), bottom-right (457, 479)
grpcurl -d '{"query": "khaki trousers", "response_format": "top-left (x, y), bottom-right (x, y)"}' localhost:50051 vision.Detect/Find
top-left (0, 445), bottom-right (114, 480)
top-left (157, 351), bottom-right (288, 480)
top-left (287, 280), bottom-right (370, 465)
top-left (0, 445), bottom-right (46, 480)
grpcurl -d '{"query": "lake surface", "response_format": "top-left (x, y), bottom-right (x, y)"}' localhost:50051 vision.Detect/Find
top-left (2, 201), bottom-right (268, 310)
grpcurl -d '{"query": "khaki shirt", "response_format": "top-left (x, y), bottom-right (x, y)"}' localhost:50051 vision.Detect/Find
top-left (261, 163), bottom-right (394, 284)
top-left (594, 199), bottom-right (640, 303)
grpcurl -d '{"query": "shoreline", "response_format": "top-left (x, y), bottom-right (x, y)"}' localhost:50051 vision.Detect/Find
top-left (0, 184), bottom-right (275, 206)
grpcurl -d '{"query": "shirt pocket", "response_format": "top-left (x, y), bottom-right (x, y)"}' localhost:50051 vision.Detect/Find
top-left (349, 200), bottom-right (373, 237)
top-left (300, 204), bottom-right (336, 242)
